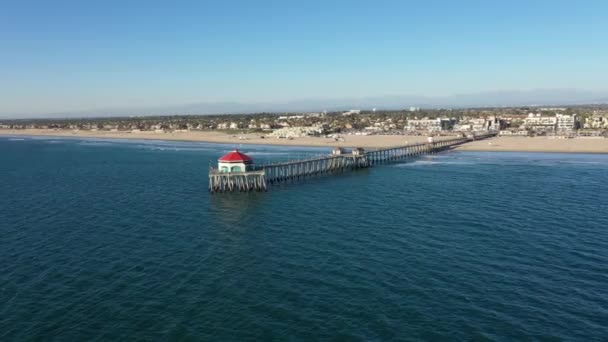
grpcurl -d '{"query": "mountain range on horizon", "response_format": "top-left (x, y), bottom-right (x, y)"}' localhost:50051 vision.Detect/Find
top-left (3, 89), bottom-right (608, 119)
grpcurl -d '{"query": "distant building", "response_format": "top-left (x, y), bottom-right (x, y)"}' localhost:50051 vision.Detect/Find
top-left (342, 109), bottom-right (361, 116)
top-left (260, 123), bottom-right (273, 130)
top-left (453, 123), bottom-right (473, 132)
top-left (456, 116), bottom-right (504, 132)
top-left (539, 107), bottom-right (567, 111)
top-left (278, 115), bottom-right (305, 120)
top-left (520, 113), bottom-right (578, 133)
top-left (556, 114), bottom-right (578, 131)
top-left (406, 118), bottom-right (455, 131)
top-left (269, 126), bottom-right (326, 138)
top-left (522, 113), bottom-right (557, 133)
top-left (584, 115), bottom-right (608, 129)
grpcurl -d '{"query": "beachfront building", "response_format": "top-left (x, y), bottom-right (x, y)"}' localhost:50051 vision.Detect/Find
top-left (584, 115), bottom-right (608, 129)
top-left (522, 113), bottom-right (558, 133)
top-left (470, 118), bottom-right (489, 131)
top-left (453, 122), bottom-right (473, 131)
top-left (454, 117), bottom-right (502, 132)
top-left (519, 113), bottom-right (580, 134)
top-left (556, 114), bottom-right (579, 131)
top-left (260, 123), bottom-right (273, 130)
top-left (485, 116), bottom-right (506, 131)
top-left (218, 150), bottom-right (254, 173)
top-left (269, 126), bottom-right (326, 138)
top-left (406, 118), bottom-right (455, 131)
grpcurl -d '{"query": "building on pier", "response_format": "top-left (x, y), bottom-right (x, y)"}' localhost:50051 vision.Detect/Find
top-left (218, 150), bottom-right (254, 173)
top-left (332, 147), bottom-right (346, 155)
top-left (352, 147), bottom-right (365, 156)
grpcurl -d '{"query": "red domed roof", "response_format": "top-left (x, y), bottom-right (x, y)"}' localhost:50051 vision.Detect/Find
top-left (218, 150), bottom-right (253, 162)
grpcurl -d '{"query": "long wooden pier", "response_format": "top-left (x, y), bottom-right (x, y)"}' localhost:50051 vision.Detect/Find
top-left (209, 132), bottom-right (496, 192)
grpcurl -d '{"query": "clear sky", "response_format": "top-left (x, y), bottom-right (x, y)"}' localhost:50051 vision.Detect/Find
top-left (1, 0), bottom-right (607, 115)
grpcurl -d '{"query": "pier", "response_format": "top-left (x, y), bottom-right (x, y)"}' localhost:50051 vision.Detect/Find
top-left (209, 132), bottom-right (496, 192)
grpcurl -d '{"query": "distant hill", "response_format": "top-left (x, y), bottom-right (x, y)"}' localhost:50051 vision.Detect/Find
top-left (2, 89), bottom-right (607, 119)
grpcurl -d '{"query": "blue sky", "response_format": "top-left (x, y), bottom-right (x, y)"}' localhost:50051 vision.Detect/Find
top-left (1, 0), bottom-right (607, 115)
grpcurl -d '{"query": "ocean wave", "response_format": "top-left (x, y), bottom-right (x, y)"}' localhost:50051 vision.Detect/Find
top-left (395, 160), bottom-right (442, 167)
top-left (394, 159), bottom-right (475, 167)
top-left (245, 151), bottom-right (290, 156)
top-left (133, 145), bottom-right (215, 152)
top-left (2, 143), bottom-right (607, 341)
top-left (556, 160), bottom-right (608, 166)
top-left (78, 141), bottom-right (114, 147)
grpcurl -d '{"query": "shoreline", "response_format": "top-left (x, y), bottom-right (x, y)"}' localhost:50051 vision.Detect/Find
top-left (2, 129), bottom-right (608, 154)
top-left (455, 147), bottom-right (608, 154)
top-left (0, 131), bottom-right (328, 150)
top-left (0, 129), bottom-right (433, 149)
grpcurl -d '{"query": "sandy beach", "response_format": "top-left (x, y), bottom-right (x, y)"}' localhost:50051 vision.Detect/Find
top-left (1, 129), bottom-right (608, 153)
top-left (455, 136), bottom-right (608, 154)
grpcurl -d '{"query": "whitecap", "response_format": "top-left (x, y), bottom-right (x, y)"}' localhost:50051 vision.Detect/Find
top-left (133, 145), bottom-right (214, 152)
top-left (78, 141), bottom-right (114, 147)
top-left (246, 152), bottom-right (290, 156)
top-left (394, 160), bottom-right (442, 167)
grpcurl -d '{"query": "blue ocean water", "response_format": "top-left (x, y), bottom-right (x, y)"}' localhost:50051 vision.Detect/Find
top-left (1, 136), bottom-right (607, 341)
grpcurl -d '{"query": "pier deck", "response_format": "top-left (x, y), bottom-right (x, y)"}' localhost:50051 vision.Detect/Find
top-left (209, 132), bottom-right (496, 192)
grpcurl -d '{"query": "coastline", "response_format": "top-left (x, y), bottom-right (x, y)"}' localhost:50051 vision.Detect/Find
top-left (0, 129), bottom-right (430, 149)
top-left (1, 129), bottom-right (608, 153)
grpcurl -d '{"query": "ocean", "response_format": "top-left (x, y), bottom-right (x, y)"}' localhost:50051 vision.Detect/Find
top-left (1, 136), bottom-right (607, 341)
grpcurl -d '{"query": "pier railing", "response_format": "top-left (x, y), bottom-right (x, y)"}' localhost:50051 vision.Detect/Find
top-left (209, 132), bottom-right (496, 192)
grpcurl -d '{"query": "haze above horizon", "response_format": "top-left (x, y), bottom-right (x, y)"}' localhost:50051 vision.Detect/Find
top-left (1, 0), bottom-right (607, 117)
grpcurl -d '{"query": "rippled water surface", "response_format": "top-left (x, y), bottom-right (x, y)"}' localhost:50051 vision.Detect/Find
top-left (1, 136), bottom-right (607, 340)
